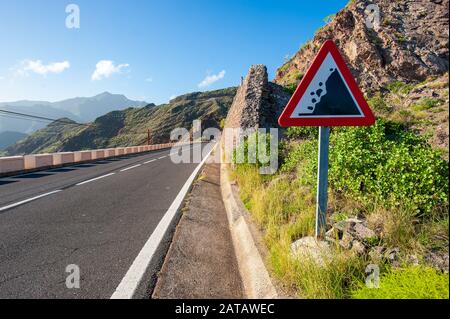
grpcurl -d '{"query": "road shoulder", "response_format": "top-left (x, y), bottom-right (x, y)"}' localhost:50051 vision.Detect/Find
top-left (152, 160), bottom-right (244, 299)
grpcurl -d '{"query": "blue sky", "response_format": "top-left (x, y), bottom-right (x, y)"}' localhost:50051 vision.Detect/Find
top-left (0, 0), bottom-right (348, 104)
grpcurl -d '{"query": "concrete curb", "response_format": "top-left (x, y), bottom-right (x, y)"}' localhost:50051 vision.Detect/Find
top-left (219, 145), bottom-right (278, 299)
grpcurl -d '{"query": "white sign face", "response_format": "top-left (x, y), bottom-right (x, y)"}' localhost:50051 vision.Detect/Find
top-left (290, 53), bottom-right (364, 118)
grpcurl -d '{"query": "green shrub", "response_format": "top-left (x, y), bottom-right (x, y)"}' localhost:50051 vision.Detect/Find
top-left (367, 94), bottom-right (391, 114)
top-left (283, 70), bottom-right (304, 92)
top-left (387, 80), bottom-right (415, 94)
top-left (284, 83), bottom-right (298, 94)
top-left (232, 132), bottom-right (280, 168)
top-left (329, 120), bottom-right (449, 216)
top-left (285, 126), bottom-right (318, 139)
top-left (280, 139), bottom-right (317, 181)
top-left (411, 97), bottom-right (442, 111)
top-left (352, 266), bottom-right (449, 299)
top-left (278, 63), bottom-right (290, 74)
top-left (292, 70), bottom-right (304, 81)
top-left (281, 120), bottom-right (449, 216)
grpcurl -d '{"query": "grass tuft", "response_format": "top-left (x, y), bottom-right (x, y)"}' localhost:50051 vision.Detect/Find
top-left (351, 266), bottom-right (449, 299)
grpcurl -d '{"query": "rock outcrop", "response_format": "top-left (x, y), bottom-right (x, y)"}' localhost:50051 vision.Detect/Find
top-left (326, 218), bottom-right (377, 255)
top-left (225, 65), bottom-right (290, 131)
top-left (275, 0), bottom-right (449, 94)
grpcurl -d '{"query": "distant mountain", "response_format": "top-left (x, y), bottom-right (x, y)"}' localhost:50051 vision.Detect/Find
top-left (0, 92), bottom-right (147, 135)
top-left (0, 131), bottom-right (28, 150)
top-left (3, 118), bottom-right (88, 155)
top-left (0, 103), bottom-right (78, 135)
top-left (50, 92), bottom-right (148, 122)
top-left (5, 87), bottom-right (237, 155)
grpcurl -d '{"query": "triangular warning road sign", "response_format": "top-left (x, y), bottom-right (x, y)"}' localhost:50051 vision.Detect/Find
top-left (278, 40), bottom-right (375, 127)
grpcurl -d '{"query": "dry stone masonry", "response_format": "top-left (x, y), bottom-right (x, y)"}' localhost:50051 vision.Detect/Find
top-left (225, 65), bottom-right (290, 131)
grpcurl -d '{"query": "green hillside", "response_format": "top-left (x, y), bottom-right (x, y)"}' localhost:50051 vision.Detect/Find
top-left (5, 87), bottom-right (236, 155)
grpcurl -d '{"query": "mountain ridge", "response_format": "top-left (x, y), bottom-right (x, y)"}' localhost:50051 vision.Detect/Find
top-left (4, 88), bottom-right (237, 155)
top-left (0, 92), bottom-right (147, 135)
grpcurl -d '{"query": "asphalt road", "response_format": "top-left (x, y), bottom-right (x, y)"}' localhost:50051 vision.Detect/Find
top-left (0, 144), bottom-right (206, 298)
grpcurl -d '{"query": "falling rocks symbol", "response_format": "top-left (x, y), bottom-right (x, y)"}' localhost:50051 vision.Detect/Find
top-left (300, 68), bottom-right (361, 116)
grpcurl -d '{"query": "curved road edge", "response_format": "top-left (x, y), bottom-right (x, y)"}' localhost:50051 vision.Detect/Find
top-left (110, 143), bottom-right (216, 299)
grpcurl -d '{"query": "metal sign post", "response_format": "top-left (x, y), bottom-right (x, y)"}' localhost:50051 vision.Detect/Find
top-left (277, 40), bottom-right (376, 239)
top-left (315, 126), bottom-right (330, 238)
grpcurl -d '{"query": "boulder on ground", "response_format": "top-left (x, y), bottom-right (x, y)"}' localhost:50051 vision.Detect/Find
top-left (291, 236), bottom-right (332, 266)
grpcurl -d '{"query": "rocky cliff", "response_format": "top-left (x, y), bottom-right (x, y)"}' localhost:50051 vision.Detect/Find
top-left (275, 0), bottom-right (449, 93)
top-left (274, 0), bottom-right (449, 154)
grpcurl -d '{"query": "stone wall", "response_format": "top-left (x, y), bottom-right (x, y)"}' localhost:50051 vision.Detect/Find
top-left (225, 65), bottom-right (290, 131)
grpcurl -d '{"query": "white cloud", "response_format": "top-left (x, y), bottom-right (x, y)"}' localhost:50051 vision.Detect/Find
top-left (145, 77), bottom-right (153, 82)
top-left (16, 60), bottom-right (70, 76)
top-left (198, 70), bottom-right (226, 88)
top-left (91, 60), bottom-right (129, 81)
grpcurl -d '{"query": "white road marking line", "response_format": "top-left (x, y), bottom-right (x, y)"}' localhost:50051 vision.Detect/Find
top-left (158, 156), bottom-right (167, 159)
top-left (0, 190), bottom-right (62, 212)
top-left (76, 173), bottom-right (116, 186)
top-left (120, 164), bottom-right (142, 172)
top-left (143, 159), bottom-right (157, 164)
top-left (111, 144), bottom-right (216, 299)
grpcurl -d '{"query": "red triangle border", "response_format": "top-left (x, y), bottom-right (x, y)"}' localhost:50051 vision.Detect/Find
top-left (278, 40), bottom-right (375, 127)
